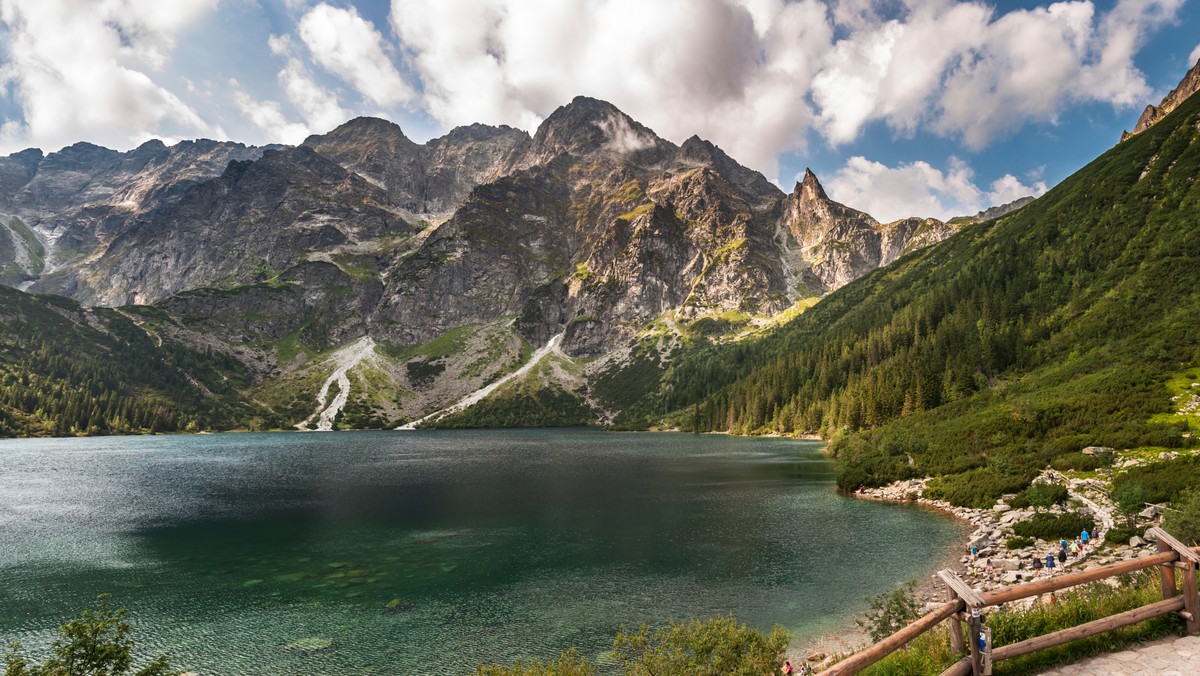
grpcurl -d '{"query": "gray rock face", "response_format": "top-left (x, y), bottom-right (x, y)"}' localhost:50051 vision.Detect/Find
top-left (302, 117), bottom-right (529, 215)
top-left (2, 97), bottom-right (968, 358)
top-left (1121, 58), bottom-right (1200, 142)
top-left (32, 146), bottom-right (413, 306)
top-left (777, 169), bottom-right (952, 294)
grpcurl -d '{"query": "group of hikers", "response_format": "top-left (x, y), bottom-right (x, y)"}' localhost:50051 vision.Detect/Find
top-left (968, 529), bottom-right (1092, 579)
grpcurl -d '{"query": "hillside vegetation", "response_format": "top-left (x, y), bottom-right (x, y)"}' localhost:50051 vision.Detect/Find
top-left (0, 286), bottom-right (270, 436)
top-left (623, 91), bottom-right (1200, 501)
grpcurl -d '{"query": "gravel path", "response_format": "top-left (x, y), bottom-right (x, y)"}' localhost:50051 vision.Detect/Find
top-left (1037, 634), bottom-right (1200, 675)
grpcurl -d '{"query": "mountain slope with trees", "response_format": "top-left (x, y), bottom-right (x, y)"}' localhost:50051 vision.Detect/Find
top-left (624, 87), bottom-right (1200, 503)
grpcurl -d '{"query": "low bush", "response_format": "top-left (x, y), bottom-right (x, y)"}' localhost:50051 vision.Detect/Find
top-left (856, 582), bottom-right (922, 643)
top-left (1008, 483), bottom-right (1069, 509)
top-left (1163, 489), bottom-right (1200, 546)
top-left (1050, 451), bottom-right (1114, 472)
top-left (613, 615), bottom-right (788, 675)
top-left (1012, 512), bottom-right (1095, 541)
top-left (1112, 455), bottom-right (1200, 504)
top-left (1104, 526), bottom-right (1137, 547)
top-left (476, 649), bottom-right (594, 676)
top-left (925, 469), bottom-right (1033, 509)
top-left (1005, 536), bottom-right (1035, 550)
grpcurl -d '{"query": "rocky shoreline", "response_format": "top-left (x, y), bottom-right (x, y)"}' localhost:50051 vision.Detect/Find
top-left (853, 448), bottom-right (1200, 604)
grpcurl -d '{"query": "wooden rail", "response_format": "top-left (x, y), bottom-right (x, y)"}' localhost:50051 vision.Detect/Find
top-left (819, 535), bottom-right (1200, 675)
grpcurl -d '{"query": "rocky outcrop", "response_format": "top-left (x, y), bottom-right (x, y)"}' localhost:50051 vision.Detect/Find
top-left (1, 96), bottom-right (974, 389)
top-left (31, 146), bottom-right (413, 306)
top-left (1121, 58), bottom-right (1200, 142)
top-left (776, 169), bottom-right (953, 293)
top-left (302, 117), bottom-right (529, 214)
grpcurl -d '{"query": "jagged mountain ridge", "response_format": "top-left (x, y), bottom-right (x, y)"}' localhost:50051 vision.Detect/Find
top-left (0, 95), bottom-right (1035, 429)
top-left (1120, 57), bottom-right (1200, 142)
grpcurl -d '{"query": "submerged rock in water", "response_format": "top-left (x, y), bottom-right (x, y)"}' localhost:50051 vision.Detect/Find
top-left (283, 637), bottom-right (336, 654)
top-left (385, 598), bottom-right (414, 613)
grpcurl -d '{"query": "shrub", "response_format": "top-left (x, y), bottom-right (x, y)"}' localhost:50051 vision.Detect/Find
top-left (1111, 481), bottom-right (1150, 527)
top-left (1005, 536), bottom-right (1035, 550)
top-left (612, 615), bottom-right (788, 676)
top-left (1008, 483), bottom-right (1069, 509)
top-left (476, 649), bottom-right (595, 676)
top-left (1105, 526), bottom-right (1137, 546)
top-left (925, 469), bottom-right (1033, 509)
top-left (3, 595), bottom-right (174, 676)
top-left (856, 582), bottom-right (922, 643)
top-left (1050, 451), bottom-right (1115, 472)
top-left (1112, 455), bottom-right (1200, 504)
top-left (1012, 512), bottom-right (1096, 541)
top-left (1163, 489), bottom-right (1200, 546)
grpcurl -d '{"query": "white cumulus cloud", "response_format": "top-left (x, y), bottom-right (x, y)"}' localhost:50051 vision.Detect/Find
top-left (299, 3), bottom-right (415, 108)
top-left (0, 0), bottom-right (222, 154)
top-left (229, 79), bottom-right (310, 146)
top-left (1190, 42), bottom-right (1200, 65)
top-left (390, 0), bottom-right (1182, 174)
top-left (269, 35), bottom-right (348, 134)
top-left (391, 0), bottom-right (831, 178)
top-left (824, 156), bottom-right (1048, 222)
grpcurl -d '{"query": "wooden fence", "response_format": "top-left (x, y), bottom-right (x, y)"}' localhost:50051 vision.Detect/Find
top-left (821, 528), bottom-right (1200, 675)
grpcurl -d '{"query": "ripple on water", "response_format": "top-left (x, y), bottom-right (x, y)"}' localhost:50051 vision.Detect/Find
top-left (0, 430), bottom-right (962, 673)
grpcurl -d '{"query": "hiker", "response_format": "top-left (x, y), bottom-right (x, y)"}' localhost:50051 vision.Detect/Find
top-left (986, 559), bottom-right (995, 575)
top-left (1068, 540), bottom-right (1078, 557)
top-left (782, 659), bottom-right (794, 675)
top-left (1058, 548), bottom-right (1067, 566)
top-left (971, 545), bottom-right (978, 561)
top-left (1060, 538), bottom-right (1068, 552)
top-left (1033, 557), bottom-right (1044, 575)
top-left (1081, 529), bottom-right (1090, 549)
top-left (1045, 553), bottom-right (1056, 574)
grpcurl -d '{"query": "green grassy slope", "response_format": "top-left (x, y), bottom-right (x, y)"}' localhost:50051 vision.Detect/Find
top-left (630, 91), bottom-right (1200, 502)
top-left (0, 286), bottom-right (271, 437)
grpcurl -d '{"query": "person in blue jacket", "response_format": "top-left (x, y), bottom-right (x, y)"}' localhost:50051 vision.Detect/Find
top-left (1081, 529), bottom-right (1090, 549)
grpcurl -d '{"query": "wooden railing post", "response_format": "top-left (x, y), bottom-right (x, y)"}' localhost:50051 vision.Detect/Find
top-left (943, 584), bottom-right (964, 655)
top-left (1147, 527), bottom-right (1200, 634)
top-left (1156, 537), bottom-right (1178, 600)
top-left (1182, 563), bottom-right (1200, 635)
top-left (937, 570), bottom-right (984, 674)
top-left (967, 609), bottom-right (982, 676)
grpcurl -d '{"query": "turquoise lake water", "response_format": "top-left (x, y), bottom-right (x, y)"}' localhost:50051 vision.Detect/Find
top-left (0, 429), bottom-right (962, 674)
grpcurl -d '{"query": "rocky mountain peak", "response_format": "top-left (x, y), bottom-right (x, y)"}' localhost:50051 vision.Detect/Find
top-left (529, 95), bottom-right (667, 160)
top-left (303, 116), bottom-right (419, 161)
top-left (796, 168), bottom-right (829, 203)
top-left (1121, 57), bottom-right (1200, 142)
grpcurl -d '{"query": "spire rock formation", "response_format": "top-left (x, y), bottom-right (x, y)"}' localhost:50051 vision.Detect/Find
top-left (1121, 57), bottom-right (1200, 142)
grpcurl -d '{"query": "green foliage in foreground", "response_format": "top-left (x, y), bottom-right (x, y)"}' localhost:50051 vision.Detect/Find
top-left (612, 90), bottom-right (1200, 500)
top-left (856, 581), bottom-right (922, 642)
top-left (864, 572), bottom-right (1180, 675)
top-left (475, 648), bottom-right (595, 676)
top-left (1163, 489), bottom-right (1200, 546)
top-left (1012, 512), bottom-right (1095, 541)
top-left (478, 616), bottom-right (788, 676)
top-left (613, 615), bottom-right (789, 676)
top-left (4, 595), bottom-right (175, 676)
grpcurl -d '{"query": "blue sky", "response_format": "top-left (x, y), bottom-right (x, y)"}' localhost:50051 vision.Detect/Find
top-left (0, 0), bottom-right (1197, 221)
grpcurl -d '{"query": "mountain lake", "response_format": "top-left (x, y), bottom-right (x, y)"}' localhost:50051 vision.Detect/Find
top-left (0, 429), bottom-right (964, 674)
